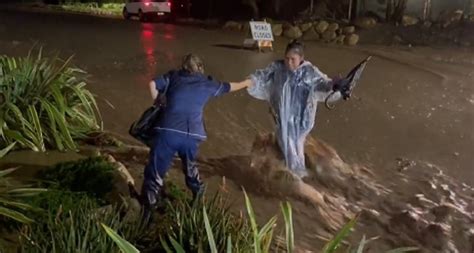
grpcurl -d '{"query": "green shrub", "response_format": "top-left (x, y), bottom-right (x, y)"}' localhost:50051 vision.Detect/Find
top-left (0, 49), bottom-right (101, 152)
top-left (0, 143), bottom-right (46, 224)
top-left (62, 0), bottom-right (126, 4)
top-left (163, 180), bottom-right (190, 202)
top-left (157, 190), bottom-right (419, 253)
top-left (38, 157), bottom-right (115, 201)
top-left (27, 190), bottom-right (98, 216)
top-left (20, 197), bottom-right (144, 253)
top-left (159, 191), bottom-right (254, 253)
top-left (0, 168), bottom-right (46, 224)
top-left (59, 2), bottom-right (124, 15)
top-left (102, 223), bottom-right (140, 253)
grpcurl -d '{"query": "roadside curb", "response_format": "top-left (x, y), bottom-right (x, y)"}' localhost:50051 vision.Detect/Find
top-left (0, 4), bottom-right (122, 20)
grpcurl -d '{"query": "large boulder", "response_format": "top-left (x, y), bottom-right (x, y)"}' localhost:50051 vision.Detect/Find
top-left (283, 25), bottom-right (303, 39)
top-left (272, 24), bottom-right (283, 37)
top-left (438, 9), bottom-right (464, 28)
top-left (322, 30), bottom-right (337, 42)
top-left (103, 154), bottom-right (138, 203)
top-left (402, 15), bottom-right (419, 26)
top-left (223, 21), bottom-right (242, 31)
top-left (327, 22), bottom-right (339, 32)
top-left (242, 22), bottom-right (251, 33)
top-left (422, 21), bottom-right (433, 28)
top-left (120, 197), bottom-right (143, 223)
top-left (342, 26), bottom-right (355, 34)
top-left (299, 22), bottom-right (313, 32)
top-left (282, 21), bottom-right (292, 30)
top-left (335, 35), bottom-right (346, 44)
top-left (263, 17), bottom-right (274, 24)
top-left (344, 34), bottom-right (359, 46)
top-left (354, 17), bottom-right (377, 29)
top-left (315, 20), bottom-right (329, 34)
top-left (302, 28), bottom-right (320, 41)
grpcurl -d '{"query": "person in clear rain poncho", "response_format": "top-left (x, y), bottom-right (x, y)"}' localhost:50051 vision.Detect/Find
top-left (234, 40), bottom-right (346, 177)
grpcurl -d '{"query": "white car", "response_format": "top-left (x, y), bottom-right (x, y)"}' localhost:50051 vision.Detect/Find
top-left (123, 0), bottom-right (172, 21)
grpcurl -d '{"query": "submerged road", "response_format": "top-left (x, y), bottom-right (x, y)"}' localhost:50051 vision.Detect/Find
top-left (1, 10), bottom-right (473, 184)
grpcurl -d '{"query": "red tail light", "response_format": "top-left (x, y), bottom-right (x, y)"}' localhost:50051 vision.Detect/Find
top-left (144, 2), bottom-right (150, 6)
top-left (167, 1), bottom-right (171, 7)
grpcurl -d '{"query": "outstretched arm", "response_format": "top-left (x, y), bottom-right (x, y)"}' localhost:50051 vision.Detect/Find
top-left (225, 62), bottom-right (276, 94)
top-left (229, 79), bottom-right (254, 92)
top-left (311, 67), bottom-right (342, 103)
top-left (246, 62), bottom-right (279, 101)
top-left (210, 78), bottom-right (252, 97)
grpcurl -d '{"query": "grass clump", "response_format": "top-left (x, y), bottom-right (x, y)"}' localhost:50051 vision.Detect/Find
top-left (38, 157), bottom-right (115, 201)
top-left (20, 196), bottom-right (144, 253)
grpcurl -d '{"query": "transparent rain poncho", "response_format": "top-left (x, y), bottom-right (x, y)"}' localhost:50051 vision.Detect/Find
top-left (248, 60), bottom-right (341, 177)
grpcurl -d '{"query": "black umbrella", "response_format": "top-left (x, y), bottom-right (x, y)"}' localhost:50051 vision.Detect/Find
top-left (325, 56), bottom-right (372, 110)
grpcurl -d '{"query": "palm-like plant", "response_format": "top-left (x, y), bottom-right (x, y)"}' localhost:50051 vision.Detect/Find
top-left (160, 191), bottom-right (253, 253)
top-left (0, 48), bottom-right (101, 152)
top-left (103, 189), bottom-right (419, 253)
top-left (0, 143), bottom-right (46, 224)
top-left (20, 197), bottom-right (144, 253)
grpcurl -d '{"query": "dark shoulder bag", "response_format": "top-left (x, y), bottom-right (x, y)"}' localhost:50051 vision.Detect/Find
top-left (129, 82), bottom-right (170, 147)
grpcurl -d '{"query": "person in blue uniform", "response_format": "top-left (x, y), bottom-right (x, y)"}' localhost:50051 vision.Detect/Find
top-left (141, 54), bottom-right (248, 215)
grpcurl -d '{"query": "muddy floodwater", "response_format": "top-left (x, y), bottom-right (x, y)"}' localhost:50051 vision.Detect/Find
top-left (0, 10), bottom-right (473, 252)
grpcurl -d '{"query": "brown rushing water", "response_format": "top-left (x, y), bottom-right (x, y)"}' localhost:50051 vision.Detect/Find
top-left (1, 10), bottom-right (473, 252)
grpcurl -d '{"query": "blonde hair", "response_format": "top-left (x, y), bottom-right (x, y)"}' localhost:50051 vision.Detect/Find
top-left (181, 54), bottom-right (204, 74)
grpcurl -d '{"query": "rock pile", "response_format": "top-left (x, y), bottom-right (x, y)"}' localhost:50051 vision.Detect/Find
top-left (223, 20), bottom-right (361, 46)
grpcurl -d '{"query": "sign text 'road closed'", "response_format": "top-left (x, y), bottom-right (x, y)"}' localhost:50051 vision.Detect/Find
top-left (250, 22), bottom-right (274, 41)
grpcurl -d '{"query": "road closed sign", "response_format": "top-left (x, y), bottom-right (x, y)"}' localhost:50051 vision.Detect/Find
top-left (250, 21), bottom-right (274, 41)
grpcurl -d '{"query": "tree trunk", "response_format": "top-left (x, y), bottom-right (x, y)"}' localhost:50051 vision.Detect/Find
top-left (386, 0), bottom-right (407, 23)
top-left (348, 0), bottom-right (353, 20)
top-left (393, 0), bottom-right (407, 22)
top-left (423, 0), bottom-right (432, 20)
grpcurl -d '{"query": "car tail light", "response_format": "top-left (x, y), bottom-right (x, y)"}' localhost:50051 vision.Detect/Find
top-left (167, 1), bottom-right (171, 7)
top-left (144, 2), bottom-right (151, 6)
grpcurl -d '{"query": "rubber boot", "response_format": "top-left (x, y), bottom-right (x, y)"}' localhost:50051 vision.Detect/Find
top-left (141, 189), bottom-right (160, 227)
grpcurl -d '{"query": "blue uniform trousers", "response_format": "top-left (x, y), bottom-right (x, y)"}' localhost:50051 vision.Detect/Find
top-left (141, 130), bottom-right (203, 206)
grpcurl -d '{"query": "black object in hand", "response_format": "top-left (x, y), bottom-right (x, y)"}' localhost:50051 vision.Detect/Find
top-left (332, 79), bottom-right (351, 100)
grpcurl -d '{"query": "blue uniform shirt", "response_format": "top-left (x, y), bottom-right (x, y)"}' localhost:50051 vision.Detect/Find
top-left (153, 70), bottom-right (231, 140)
